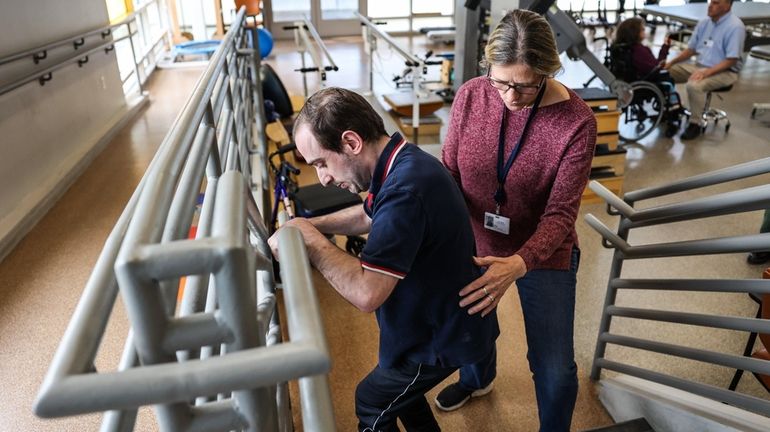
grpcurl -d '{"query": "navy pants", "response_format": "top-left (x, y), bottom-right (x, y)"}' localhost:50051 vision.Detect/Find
top-left (356, 361), bottom-right (456, 432)
top-left (457, 247), bottom-right (580, 432)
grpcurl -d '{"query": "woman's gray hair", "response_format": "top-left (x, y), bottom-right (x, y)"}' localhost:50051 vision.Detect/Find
top-left (482, 9), bottom-right (562, 76)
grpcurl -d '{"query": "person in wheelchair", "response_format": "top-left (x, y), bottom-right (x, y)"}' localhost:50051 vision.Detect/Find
top-left (611, 17), bottom-right (688, 138)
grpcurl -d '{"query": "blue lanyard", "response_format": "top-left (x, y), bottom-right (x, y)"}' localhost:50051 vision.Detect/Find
top-left (494, 81), bottom-right (547, 209)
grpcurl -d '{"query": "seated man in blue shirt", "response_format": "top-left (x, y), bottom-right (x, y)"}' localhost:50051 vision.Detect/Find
top-left (268, 87), bottom-right (499, 432)
top-left (663, 0), bottom-right (745, 140)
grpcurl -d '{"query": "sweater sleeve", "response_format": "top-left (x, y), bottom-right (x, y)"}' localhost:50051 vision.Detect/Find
top-left (515, 114), bottom-right (597, 270)
top-left (632, 44), bottom-right (661, 77)
top-left (441, 84), bottom-right (468, 186)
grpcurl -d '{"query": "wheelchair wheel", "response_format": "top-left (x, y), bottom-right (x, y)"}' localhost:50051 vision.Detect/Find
top-left (618, 81), bottom-right (665, 142)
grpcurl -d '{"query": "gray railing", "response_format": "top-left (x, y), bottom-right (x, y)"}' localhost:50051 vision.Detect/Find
top-left (0, 12), bottom-right (147, 96)
top-left (34, 7), bottom-right (335, 432)
top-left (586, 156), bottom-right (770, 417)
top-left (0, 0), bottom-right (170, 97)
top-left (357, 12), bottom-right (427, 143)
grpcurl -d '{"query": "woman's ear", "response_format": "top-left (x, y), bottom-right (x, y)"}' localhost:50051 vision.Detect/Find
top-left (340, 130), bottom-right (364, 155)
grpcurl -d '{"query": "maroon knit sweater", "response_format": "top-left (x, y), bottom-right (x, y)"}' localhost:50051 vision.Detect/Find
top-left (442, 77), bottom-right (597, 271)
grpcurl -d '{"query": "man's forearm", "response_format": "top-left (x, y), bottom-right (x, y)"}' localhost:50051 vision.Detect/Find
top-left (666, 48), bottom-right (694, 67)
top-left (306, 236), bottom-right (370, 307)
top-left (308, 204), bottom-right (371, 236)
top-left (301, 226), bottom-right (393, 313)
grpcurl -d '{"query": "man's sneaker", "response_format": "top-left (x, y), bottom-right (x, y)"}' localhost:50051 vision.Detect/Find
top-left (434, 382), bottom-right (494, 411)
top-left (747, 251), bottom-right (770, 265)
top-left (680, 122), bottom-right (702, 140)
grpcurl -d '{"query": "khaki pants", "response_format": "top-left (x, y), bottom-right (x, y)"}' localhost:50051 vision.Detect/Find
top-left (668, 63), bottom-right (738, 123)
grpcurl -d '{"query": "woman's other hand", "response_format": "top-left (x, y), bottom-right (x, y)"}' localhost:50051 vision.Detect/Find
top-left (459, 254), bottom-right (527, 317)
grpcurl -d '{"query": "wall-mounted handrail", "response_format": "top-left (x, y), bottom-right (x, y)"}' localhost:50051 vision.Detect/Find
top-left (0, 33), bottom-right (133, 96)
top-left (0, 16), bottom-right (132, 67)
top-left (34, 7), bottom-right (334, 431)
top-left (0, 0), bottom-right (171, 97)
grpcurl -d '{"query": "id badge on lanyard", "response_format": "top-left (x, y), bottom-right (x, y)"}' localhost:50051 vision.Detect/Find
top-left (484, 79), bottom-right (546, 235)
top-left (484, 210), bottom-right (511, 234)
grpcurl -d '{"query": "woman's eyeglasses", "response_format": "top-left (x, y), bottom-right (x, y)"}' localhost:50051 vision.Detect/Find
top-left (486, 73), bottom-right (545, 95)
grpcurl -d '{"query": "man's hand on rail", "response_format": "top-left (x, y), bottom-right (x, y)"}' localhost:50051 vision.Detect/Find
top-left (268, 217), bottom-right (321, 259)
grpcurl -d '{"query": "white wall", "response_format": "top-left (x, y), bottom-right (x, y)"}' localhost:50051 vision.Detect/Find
top-left (0, 0), bottom-right (128, 260)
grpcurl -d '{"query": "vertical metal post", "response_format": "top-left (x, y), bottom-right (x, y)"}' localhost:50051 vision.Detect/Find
top-left (590, 215), bottom-right (632, 380)
top-left (411, 65), bottom-right (420, 144)
top-left (365, 27), bottom-right (374, 93)
top-left (126, 19), bottom-right (144, 93)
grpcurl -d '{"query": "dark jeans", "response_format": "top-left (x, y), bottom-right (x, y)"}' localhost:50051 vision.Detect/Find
top-left (357, 361), bottom-right (456, 432)
top-left (457, 247), bottom-right (580, 432)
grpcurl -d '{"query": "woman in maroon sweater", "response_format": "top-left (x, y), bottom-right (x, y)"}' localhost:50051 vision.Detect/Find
top-left (435, 10), bottom-right (596, 431)
top-left (613, 17), bottom-right (671, 80)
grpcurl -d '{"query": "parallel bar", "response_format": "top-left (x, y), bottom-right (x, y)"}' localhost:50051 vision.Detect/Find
top-left (300, 18), bottom-right (338, 71)
top-left (355, 12), bottom-right (421, 65)
top-left (277, 228), bottom-right (335, 431)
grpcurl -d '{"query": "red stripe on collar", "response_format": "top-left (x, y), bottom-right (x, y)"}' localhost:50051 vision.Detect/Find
top-left (381, 137), bottom-right (407, 183)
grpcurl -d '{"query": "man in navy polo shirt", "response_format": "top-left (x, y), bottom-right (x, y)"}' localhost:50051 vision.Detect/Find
top-left (268, 87), bottom-right (499, 431)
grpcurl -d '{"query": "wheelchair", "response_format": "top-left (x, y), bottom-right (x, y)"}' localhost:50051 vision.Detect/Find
top-left (607, 43), bottom-right (690, 142)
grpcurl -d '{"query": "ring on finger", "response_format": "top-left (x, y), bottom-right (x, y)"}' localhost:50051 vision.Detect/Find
top-left (487, 294), bottom-right (495, 302)
top-left (483, 287), bottom-right (489, 296)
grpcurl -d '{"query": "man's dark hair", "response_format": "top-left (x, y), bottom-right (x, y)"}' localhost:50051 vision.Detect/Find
top-left (294, 87), bottom-right (388, 153)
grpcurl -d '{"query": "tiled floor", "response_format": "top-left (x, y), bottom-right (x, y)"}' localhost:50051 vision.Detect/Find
top-left (1, 25), bottom-right (769, 431)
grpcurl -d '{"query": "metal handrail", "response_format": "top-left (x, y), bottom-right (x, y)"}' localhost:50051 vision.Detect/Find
top-left (0, 16), bottom-right (134, 67)
top-left (355, 13), bottom-right (421, 65)
top-left (586, 156), bottom-right (770, 418)
top-left (356, 12), bottom-right (427, 143)
top-left (299, 17), bottom-right (338, 72)
top-left (0, 0), bottom-right (172, 97)
top-left (34, 7), bottom-right (334, 431)
top-left (289, 18), bottom-right (339, 97)
top-left (589, 181), bottom-right (770, 227)
top-left (623, 156), bottom-right (770, 204)
top-left (0, 33), bottom-right (134, 96)
top-left (586, 214), bottom-right (770, 258)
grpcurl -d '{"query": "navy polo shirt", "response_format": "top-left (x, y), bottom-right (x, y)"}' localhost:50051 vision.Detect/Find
top-left (361, 132), bottom-right (499, 369)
